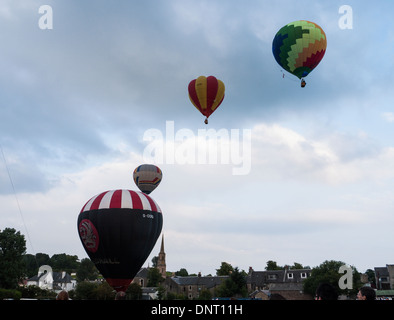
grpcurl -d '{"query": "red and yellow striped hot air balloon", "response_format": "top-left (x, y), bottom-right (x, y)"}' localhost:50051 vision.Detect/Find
top-left (188, 75), bottom-right (225, 124)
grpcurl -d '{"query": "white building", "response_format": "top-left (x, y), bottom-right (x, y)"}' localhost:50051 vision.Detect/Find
top-left (26, 265), bottom-right (76, 293)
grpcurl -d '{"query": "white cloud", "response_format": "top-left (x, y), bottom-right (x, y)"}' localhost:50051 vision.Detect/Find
top-left (2, 119), bottom-right (394, 275)
top-left (251, 123), bottom-right (394, 185)
top-left (382, 112), bottom-right (394, 123)
top-left (2, 0), bottom-right (394, 277)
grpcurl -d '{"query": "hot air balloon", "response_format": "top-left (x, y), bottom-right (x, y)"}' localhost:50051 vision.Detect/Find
top-left (188, 75), bottom-right (225, 124)
top-left (133, 164), bottom-right (162, 194)
top-left (272, 20), bottom-right (327, 87)
top-left (77, 189), bottom-right (163, 292)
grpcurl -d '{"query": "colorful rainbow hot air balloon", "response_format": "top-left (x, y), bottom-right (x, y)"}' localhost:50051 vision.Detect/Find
top-left (188, 75), bottom-right (225, 124)
top-left (272, 20), bottom-right (327, 87)
top-left (77, 189), bottom-right (163, 292)
top-left (133, 164), bottom-right (162, 194)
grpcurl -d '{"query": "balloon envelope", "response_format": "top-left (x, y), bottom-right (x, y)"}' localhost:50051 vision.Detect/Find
top-left (272, 20), bottom-right (327, 79)
top-left (77, 189), bottom-right (163, 292)
top-left (133, 164), bottom-right (162, 194)
top-left (188, 75), bottom-right (225, 123)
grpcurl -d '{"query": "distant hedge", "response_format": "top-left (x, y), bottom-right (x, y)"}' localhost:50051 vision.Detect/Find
top-left (0, 288), bottom-right (22, 300)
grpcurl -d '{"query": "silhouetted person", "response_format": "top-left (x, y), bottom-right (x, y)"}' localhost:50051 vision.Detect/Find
top-left (56, 290), bottom-right (69, 300)
top-left (315, 283), bottom-right (338, 300)
top-left (115, 291), bottom-right (126, 300)
top-left (357, 286), bottom-right (376, 300)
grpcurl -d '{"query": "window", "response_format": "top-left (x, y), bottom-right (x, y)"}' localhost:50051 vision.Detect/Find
top-left (287, 273), bottom-right (293, 279)
top-left (301, 272), bottom-right (307, 279)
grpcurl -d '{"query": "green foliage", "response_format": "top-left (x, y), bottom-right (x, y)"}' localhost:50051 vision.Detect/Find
top-left (74, 281), bottom-right (102, 300)
top-left (126, 282), bottom-right (143, 300)
top-left (0, 228), bottom-right (27, 289)
top-left (215, 267), bottom-right (247, 298)
top-left (175, 268), bottom-right (189, 277)
top-left (365, 269), bottom-right (376, 286)
top-left (198, 289), bottom-right (213, 300)
top-left (151, 256), bottom-right (158, 268)
top-left (0, 288), bottom-right (22, 300)
top-left (147, 267), bottom-right (164, 287)
top-left (157, 285), bottom-right (165, 300)
top-left (50, 253), bottom-right (79, 273)
top-left (94, 281), bottom-right (115, 300)
top-left (303, 260), bottom-right (362, 297)
top-left (23, 254), bottom-right (39, 278)
top-left (76, 258), bottom-right (99, 282)
top-left (35, 253), bottom-right (50, 266)
top-left (265, 260), bottom-right (308, 270)
top-left (18, 285), bottom-right (56, 300)
top-left (216, 262), bottom-right (234, 276)
top-left (166, 292), bottom-right (187, 300)
top-left (265, 260), bottom-right (282, 270)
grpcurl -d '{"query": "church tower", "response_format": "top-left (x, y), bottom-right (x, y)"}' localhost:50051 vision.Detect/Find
top-left (157, 234), bottom-right (166, 278)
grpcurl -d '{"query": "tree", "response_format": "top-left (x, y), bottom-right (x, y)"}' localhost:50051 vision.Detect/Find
top-left (50, 253), bottom-right (79, 273)
top-left (175, 268), bottom-right (188, 277)
top-left (23, 254), bottom-right (38, 278)
top-left (126, 283), bottom-right (143, 300)
top-left (265, 260), bottom-right (282, 270)
top-left (23, 253), bottom-right (50, 278)
top-left (290, 262), bottom-right (306, 269)
top-left (35, 253), bottom-right (50, 267)
top-left (74, 281), bottom-right (100, 300)
top-left (151, 256), bottom-right (158, 268)
top-left (157, 285), bottom-right (165, 300)
top-left (215, 267), bottom-right (247, 298)
top-left (303, 260), bottom-right (362, 298)
top-left (94, 281), bottom-right (115, 300)
top-left (198, 289), bottom-right (212, 300)
top-left (147, 268), bottom-right (164, 287)
top-left (216, 262), bottom-right (234, 276)
top-left (76, 258), bottom-right (99, 282)
top-left (0, 228), bottom-right (27, 289)
top-left (365, 269), bottom-right (376, 287)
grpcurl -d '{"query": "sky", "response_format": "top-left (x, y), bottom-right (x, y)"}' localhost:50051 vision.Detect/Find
top-left (1, 0), bottom-right (394, 276)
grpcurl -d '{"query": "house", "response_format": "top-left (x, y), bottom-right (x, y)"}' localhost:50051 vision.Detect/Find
top-left (268, 282), bottom-right (312, 300)
top-left (247, 266), bottom-right (312, 300)
top-left (132, 267), bottom-right (149, 287)
top-left (249, 289), bottom-right (270, 300)
top-left (374, 264), bottom-right (394, 299)
top-left (164, 273), bottom-right (228, 299)
top-left (142, 287), bottom-right (159, 300)
top-left (247, 266), bottom-right (311, 291)
top-left (374, 265), bottom-right (394, 290)
top-left (26, 265), bottom-right (76, 293)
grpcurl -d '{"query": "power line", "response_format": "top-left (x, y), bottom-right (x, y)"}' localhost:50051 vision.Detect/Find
top-left (0, 143), bottom-right (36, 256)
